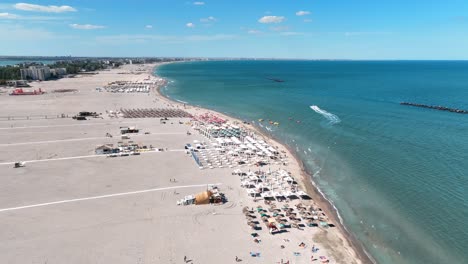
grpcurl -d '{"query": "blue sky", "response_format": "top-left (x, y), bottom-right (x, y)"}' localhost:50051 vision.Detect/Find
top-left (0, 0), bottom-right (467, 59)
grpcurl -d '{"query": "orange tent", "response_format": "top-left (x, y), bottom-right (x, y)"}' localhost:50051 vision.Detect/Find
top-left (195, 190), bottom-right (213, 205)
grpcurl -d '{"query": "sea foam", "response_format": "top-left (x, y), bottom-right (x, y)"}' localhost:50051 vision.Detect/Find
top-left (310, 105), bottom-right (341, 125)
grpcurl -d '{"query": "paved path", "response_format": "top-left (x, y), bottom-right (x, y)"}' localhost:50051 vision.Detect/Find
top-left (0, 149), bottom-right (186, 166)
top-left (0, 119), bottom-right (176, 130)
top-left (0, 183), bottom-right (222, 213)
top-left (0, 132), bottom-right (186, 147)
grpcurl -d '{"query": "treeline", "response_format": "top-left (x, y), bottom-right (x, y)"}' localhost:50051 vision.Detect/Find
top-left (0, 66), bottom-right (21, 84)
top-left (50, 60), bottom-right (109, 74)
top-left (142, 58), bottom-right (186, 63)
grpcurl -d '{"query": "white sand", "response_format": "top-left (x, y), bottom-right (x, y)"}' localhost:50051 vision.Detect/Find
top-left (0, 63), bottom-right (368, 263)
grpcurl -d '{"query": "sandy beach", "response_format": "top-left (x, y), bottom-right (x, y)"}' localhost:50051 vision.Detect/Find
top-left (0, 63), bottom-right (370, 264)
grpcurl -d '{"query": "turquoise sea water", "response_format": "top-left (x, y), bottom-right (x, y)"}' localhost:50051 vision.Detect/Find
top-left (157, 61), bottom-right (468, 264)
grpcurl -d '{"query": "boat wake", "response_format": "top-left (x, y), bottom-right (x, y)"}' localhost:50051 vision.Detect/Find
top-left (310, 105), bottom-right (341, 125)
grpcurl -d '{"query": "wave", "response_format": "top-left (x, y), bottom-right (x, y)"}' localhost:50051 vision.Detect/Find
top-left (310, 105), bottom-right (341, 125)
top-left (175, 99), bottom-right (188, 104)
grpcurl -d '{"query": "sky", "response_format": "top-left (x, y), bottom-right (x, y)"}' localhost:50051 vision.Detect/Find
top-left (0, 0), bottom-right (468, 59)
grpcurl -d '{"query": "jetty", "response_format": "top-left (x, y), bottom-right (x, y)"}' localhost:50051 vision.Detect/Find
top-left (400, 102), bottom-right (468, 114)
top-left (266, 77), bottom-right (284, 83)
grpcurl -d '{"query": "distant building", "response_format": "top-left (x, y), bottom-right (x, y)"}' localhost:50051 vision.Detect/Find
top-left (50, 68), bottom-right (67, 77)
top-left (20, 66), bottom-right (51, 81)
top-left (6, 80), bottom-right (28, 87)
top-left (120, 126), bottom-right (139, 134)
top-left (95, 144), bottom-right (117, 155)
top-left (20, 66), bottom-right (66, 80)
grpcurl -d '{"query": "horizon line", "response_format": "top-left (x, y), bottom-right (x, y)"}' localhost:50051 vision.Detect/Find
top-left (1, 55), bottom-right (468, 61)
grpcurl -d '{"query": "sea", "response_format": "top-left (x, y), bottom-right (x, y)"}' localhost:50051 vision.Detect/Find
top-left (157, 60), bottom-right (468, 264)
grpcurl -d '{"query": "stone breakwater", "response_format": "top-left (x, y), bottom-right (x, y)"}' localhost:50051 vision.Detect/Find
top-left (400, 102), bottom-right (468, 114)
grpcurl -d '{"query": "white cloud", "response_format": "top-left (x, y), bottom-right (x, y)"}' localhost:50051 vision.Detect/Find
top-left (14, 3), bottom-right (76, 13)
top-left (344, 31), bottom-right (391, 36)
top-left (145, 25), bottom-right (153, 29)
top-left (280, 32), bottom-right (304, 36)
top-left (0, 12), bottom-right (68, 21)
top-left (193, 1), bottom-right (205, 5)
top-left (185, 34), bottom-right (235, 41)
top-left (200, 16), bottom-right (216, 23)
top-left (0, 12), bottom-right (18, 19)
top-left (186, 22), bottom-right (195, 28)
top-left (303, 18), bottom-right (312, 23)
top-left (247, 29), bottom-right (262, 35)
top-left (296, 11), bottom-right (310, 16)
top-left (70, 24), bottom-right (106, 30)
top-left (258, 16), bottom-right (285, 24)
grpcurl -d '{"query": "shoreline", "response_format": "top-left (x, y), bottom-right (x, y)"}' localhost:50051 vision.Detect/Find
top-left (152, 62), bottom-right (375, 264)
top-left (253, 124), bottom-right (376, 264)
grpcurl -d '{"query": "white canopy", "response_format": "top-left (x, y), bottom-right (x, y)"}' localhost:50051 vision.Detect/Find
top-left (230, 136), bottom-right (242, 145)
top-left (268, 147), bottom-right (278, 153)
top-left (245, 136), bottom-right (256, 144)
top-left (256, 144), bottom-right (273, 157)
top-left (246, 143), bottom-right (257, 150)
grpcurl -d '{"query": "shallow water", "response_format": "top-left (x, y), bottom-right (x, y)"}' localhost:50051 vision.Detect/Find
top-left (157, 60), bottom-right (468, 264)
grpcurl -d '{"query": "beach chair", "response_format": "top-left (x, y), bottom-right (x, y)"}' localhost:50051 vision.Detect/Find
top-left (249, 252), bottom-right (260, 257)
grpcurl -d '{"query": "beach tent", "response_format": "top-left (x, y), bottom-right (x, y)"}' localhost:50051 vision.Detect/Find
top-left (231, 136), bottom-right (242, 145)
top-left (195, 190), bottom-right (213, 205)
top-left (268, 147), bottom-right (278, 154)
top-left (245, 136), bottom-right (256, 143)
top-left (268, 217), bottom-right (277, 224)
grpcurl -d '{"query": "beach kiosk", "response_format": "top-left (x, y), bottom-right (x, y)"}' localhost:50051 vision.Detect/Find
top-left (120, 126), bottom-right (139, 134)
